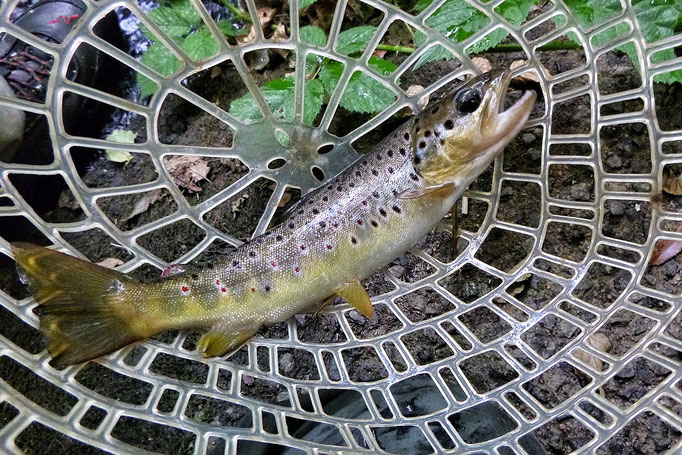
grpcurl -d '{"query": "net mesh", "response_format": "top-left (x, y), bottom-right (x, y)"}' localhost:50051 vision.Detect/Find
top-left (0, 0), bottom-right (681, 453)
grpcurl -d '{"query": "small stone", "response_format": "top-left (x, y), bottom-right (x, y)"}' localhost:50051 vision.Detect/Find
top-left (609, 201), bottom-right (625, 216)
top-left (644, 274), bottom-right (657, 285)
top-left (615, 365), bottom-right (635, 379)
top-left (662, 260), bottom-right (678, 278)
top-left (570, 182), bottom-right (591, 201)
top-left (348, 310), bottom-right (365, 324)
top-left (522, 133), bottom-right (536, 144)
top-left (528, 147), bottom-right (542, 160)
top-left (606, 155), bottom-right (623, 169)
top-left (279, 353), bottom-right (294, 373)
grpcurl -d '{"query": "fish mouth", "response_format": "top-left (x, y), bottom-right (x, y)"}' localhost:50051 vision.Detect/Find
top-left (481, 69), bottom-right (537, 155)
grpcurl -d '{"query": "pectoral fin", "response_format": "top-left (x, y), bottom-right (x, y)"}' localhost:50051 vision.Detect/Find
top-left (197, 325), bottom-right (258, 358)
top-left (335, 281), bottom-right (373, 318)
top-left (396, 182), bottom-right (455, 200)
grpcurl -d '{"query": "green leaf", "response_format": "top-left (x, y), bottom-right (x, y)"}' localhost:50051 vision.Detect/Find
top-left (340, 71), bottom-right (396, 114)
top-left (299, 0), bottom-right (318, 9)
top-left (319, 60), bottom-right (343, 95)
top-left (217, 20), bottom-right (248, 36)
top-left (563, 0), bottom-right (623, 28)
top-left (412, 0), bottom-right (433, 13)
top-left (181, 26), bottom-right (220, 60)
top-left (336, 26), bottom-right (377, 55)
top-left (304, 79), bottom-right (324, 125)
top-left (105, 130), bottom-right (137, 164)
top-left (170, 0), bottom-right (202, 25)
top-left (633, 0), bottom-right (678, 43)
top-left (137, 42), bottom-right (181, 98)
top-left (300, 25), bottom-right (327, 47)
top-left (368, 56), bottom-right (397, 75)
top-left (412, 40), bottom-right (454, 70)
top-left (148, 6), bottom-right (192, 38)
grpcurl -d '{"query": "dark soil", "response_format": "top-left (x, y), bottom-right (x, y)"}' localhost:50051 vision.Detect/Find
top-left (0, 5), bottom-right (681, 455)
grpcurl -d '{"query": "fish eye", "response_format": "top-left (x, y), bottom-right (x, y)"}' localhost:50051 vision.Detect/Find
top-left (455, 88), bottom-right (482, 113)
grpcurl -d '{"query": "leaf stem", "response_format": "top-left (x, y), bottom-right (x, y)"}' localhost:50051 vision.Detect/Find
top-left (220, 0), bottom-right (252, 23)
top-left (374, 39), bottom-right (582, 55)
top-left (375, 44), bottom-right (415, 53)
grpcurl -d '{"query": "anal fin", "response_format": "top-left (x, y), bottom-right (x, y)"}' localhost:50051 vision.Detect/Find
top-left (335, 281), bottom-right (373, 318)
top-left (197, 325), bottom-right (258, 358)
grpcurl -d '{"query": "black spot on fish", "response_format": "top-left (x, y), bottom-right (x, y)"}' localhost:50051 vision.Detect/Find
top-left (288, 223), bottom-right (295, 229)
top-left (431, 106), bottom-right (439, 114)
top-left (440, 139), bottom-right (445, 145)
top-left (265, 285), bottom-right (271, 292)
top-left (434, 129), bottom-right (440, 137)
top-left (207, 263), bottom-right (214, 269)
top-left (357, 219), bottom-right (363, 225)
top-left (377, 154), bottom-right (382, 161)
top-left (349, 182), bottom-right (355, 187)
top-left (351, 237), bottom-right (357, 244)
top-left (424, 130), bottom-right (431, 138)
top-left (276, 235), bottom-right (283, 241)
top-left (335, 178), bottom-right (340, 184)
top-left (410, 173), bottom-right (419, 181)
top-left (355, 171), bottom-right (361, 177)
top-left (419, 141), bottom-right (426, 149)
top-left (370, 220), bottom-right (378, 227)
top-left (362, 200), bottom-right (368, 206)
top-left (307, 199), bottom-right (314, 205)
top-left (414, 156), bottom-right (422, 165)
top-left (392, 189), bottom-right (399, 197)
top-left (191, 273), bottom-right (199, 280)
top-left (392, 205), bottom-right (401, 213)
top-left (388, 167), bottom-right (394, 173)
top-left (298, 209), bottom-right (304, 215)
top-left (372, 191), bottom-right (380, 199)
top-left (312, 208), bottom-right (320, 215)
top-left (372, 169), bottom-right (379, 176)
top-left (322, 196), bottom-right (329, 202)
top-left (387, 150), bottom-right (393, 158)
top-left (379, 208), bottom-right (387, 217)
top-left (320, 221), bottom-right (326, 227)
top-left (337, 186), bottom-right (343, 191)
top-left (415, 126), bottom-right (421, 133)
top-left (362, 159), bottom-right (368, 166)
top-left (444, 119), bottom-right (454, 130)
top-left (233, 260), bottom-right (239, 267)
top-left (399, 148), bottom-right (406, 156)
top-left (249, 251), bottom-right (255, 257)
top-left (404, 132), bottom-right (410, 141)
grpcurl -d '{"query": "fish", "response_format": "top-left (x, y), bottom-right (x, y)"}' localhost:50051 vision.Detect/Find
top-left (12, 69), bottom-right (536, 368)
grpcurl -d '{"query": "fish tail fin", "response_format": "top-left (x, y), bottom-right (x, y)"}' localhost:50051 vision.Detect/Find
top-left (12, 242), bottom-right (151, 368)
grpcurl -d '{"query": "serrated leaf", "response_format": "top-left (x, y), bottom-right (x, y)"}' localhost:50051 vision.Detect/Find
top-left (299, 0), bottom-right (317, 9)
top-left (217, 19), bottom-right (248, 36)
top-left (563, 0), bottom-right (623, 28)
top-left (230, 77), bottom-right (325, 126)
top-left (412, 0), bottom-right (432, 13)
top-left (148, 6), bottom-right (193, 38)
top-left (633, 0), bottom-right (678, 43)
top-left (340, 71), bottom-right (396, 114)
top-left (105, 130), bottom-right (137, 164)
top-left (181, 26), bottom-right (219, 60)
top-left (138, 42), bottom-right (181, 97)
top-left (304, 79), bottom-right (324, 125)
top-left (413, 39), bottom-right (454, 70)
top-left (319, 60), bottom-right (343, 95)
top-left (300, 25), bottom-right (327, 47)
top-left (336, 26), bottom-right (377, 56)
top-left (170, 0), bottom-right (202, 25)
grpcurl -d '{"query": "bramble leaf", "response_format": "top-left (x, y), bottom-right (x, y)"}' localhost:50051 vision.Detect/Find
top-left (148, 6), bottom-right (193, 38)
top-left (336, 26), bottom-right (377, 55)
top-left (105, 130), bottom-right (137, 164)
top-left (137, 42), bottom-right (181, 98)
top-left (181, 26), bottom-right (220, 60)
top-left (217, 20), bottom-right (248, 36)
top-left (340, 71), bottom-right (396, 113)
top-left (300, 25), bottom-right (327, 47)
top-left (304, 79), bottom-right (325, 125)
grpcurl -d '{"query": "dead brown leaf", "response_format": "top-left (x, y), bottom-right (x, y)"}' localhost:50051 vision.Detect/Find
top-left (650, 225), bottom-right (682, 265)
top-left (406, 85), bottom-right (428, 110)
top-left (237, 7), bottom-right (277, 45)
top-left (125, 189), bottom-right (164, 221)
top-left (210, 66), bottom-right (223, 79)
top-left (271, 23), bottom-right (290, 58)
top-left (163, 156), bottom-right (210, 192)
top-left (573, 333), bottom-right (611, 372)
top-left (663, 174), bottom-right (682, 195)
top-left (510, 60), bottom-right (542, 84)
top-left (96, 257), bottom-right (124, 269)
top-left (278, 191), bottom-right (292, 207)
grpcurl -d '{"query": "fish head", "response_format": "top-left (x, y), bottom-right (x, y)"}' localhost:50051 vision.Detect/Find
top-left (411, 69), bottom-right (537, 188)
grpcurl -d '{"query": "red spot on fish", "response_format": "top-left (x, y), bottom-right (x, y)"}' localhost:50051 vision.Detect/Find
top-left (181, 286), bottom-right (189, 292)
top-left (216, 279), bottom-right (220, 285)
top-left (326, 244), bottom-right (333, 250)
top-left (362, 200), bottom-right (368, 206)
top-left (295, 267), bottom-right (300, 273)
top-left (270, 261), bottom-right (277, 267)
top-left (333, 223), bottom-right (339, 228)
top-left (251, 287), bottom-right (256, 293)
top-left (300, 244), bottom-right (306, 250)
top-left (48, 14), bottom-right (80, 25)
top-left (357, 219), bottom-right (363, 225)
top-left (221, 287), bottom-right (227, 293)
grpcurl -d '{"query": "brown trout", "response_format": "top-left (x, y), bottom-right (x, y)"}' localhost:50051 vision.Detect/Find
top-left (13, 69), bottom-right (536, 367)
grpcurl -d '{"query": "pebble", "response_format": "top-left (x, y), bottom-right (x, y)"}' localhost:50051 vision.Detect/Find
top-left (279, 352), bottom-right (294, 373)
top-left (528, 148), bottom-right (542, 160)
top-left (609, 201), bottom-right (625, 216)
top-left (606, 155), bottom-right (623, 169)
top-left (348, 310), bottom-right (366, 324)
top-left (570, 182), bottom-right (591, 201)
top-left (522, 133), bottom-right (536, 144)
top-left (662, 260), bottom-right (678, 278)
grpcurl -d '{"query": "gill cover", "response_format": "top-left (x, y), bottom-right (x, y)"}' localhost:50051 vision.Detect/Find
top-left (410, 70), bottom-right (536, 188)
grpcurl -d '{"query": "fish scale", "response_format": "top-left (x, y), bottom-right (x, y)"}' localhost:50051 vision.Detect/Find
top-left (12, 69), bottom-right (537, 366)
